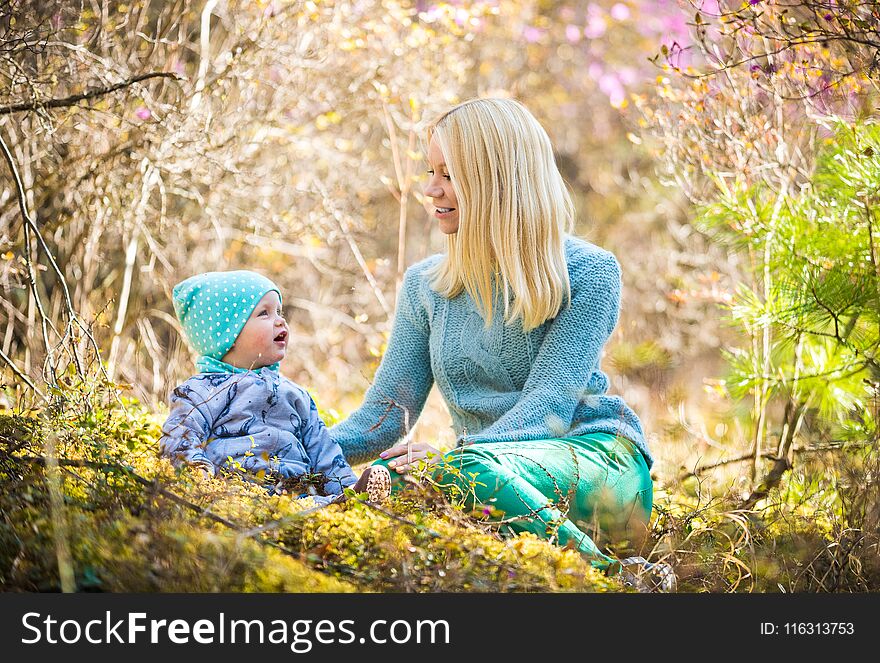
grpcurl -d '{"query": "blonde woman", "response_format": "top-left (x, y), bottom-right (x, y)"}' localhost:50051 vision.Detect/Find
top-left (330, 98), bottom-right (674, 591)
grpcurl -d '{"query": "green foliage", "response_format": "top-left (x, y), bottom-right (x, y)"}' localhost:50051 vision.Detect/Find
top-left (0, 392), bottom-right (614, 593)
top-left (649, 124), bottom-right (880, 590)
top-left (697, 122), bottom-right (880, 434)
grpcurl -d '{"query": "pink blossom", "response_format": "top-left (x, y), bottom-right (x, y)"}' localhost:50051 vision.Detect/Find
top-left (135, 107), bottom-right (151, 121)
top-left (523, 26), bottom-right (544, 43)
top-left (618, 66), bottom-right (638, 85)
top-left (599, 73), bottom-right (625, 106)
top-left (662, 39), bottom-right (693, 69)
top-left (661, 13), bottom-right (688, 37)
top-left (420, 5), bottom-right (443, 22)
top-left (584, 15), bottom-right (607, 39)
top-left (565, 24), bottom-right (581, 42)
top-left (610, 3), bottom-right (630, 21)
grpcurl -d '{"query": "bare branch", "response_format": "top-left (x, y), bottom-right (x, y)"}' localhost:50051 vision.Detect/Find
top-left (0, 71), bottom-right (184, 116)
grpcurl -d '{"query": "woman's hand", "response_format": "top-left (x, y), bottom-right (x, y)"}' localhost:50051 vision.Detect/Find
top-left (379, 440), bottom-right (443, 474)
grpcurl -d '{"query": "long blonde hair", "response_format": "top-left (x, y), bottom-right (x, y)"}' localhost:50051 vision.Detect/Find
top-left (426, 98), bottom-right (574, 331)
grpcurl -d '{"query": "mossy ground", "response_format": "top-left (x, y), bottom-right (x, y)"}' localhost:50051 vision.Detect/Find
top-left (0, 398), bottom-right (616, 593)
top-left (4, 389), bottom-right (875, 593)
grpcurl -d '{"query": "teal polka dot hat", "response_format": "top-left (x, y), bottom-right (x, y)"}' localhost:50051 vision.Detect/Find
top-left (172, 270), bottom-right (282, 370)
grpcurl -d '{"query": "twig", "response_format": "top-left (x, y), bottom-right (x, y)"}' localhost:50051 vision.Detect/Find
top-left (679, 450), bottom-right (782, 482)
top-left (19, 455), bottom-right (241, 529)
top-left (0, 122), bottom-right (116, 387)
top-left (15, 454), bottom-right (361, 577)
top-left (0, 72), bottom-right (184, 116)
top-left (0, 345), bottom-right (46, 401)
top-left (0, 128), bottom-right (59, 381)
top-left (679, 441), bottom-right (854, 483)
top-left (314, 181), bottom-right (391, 317)
top-left (189, 0), bottom-right (220, 111)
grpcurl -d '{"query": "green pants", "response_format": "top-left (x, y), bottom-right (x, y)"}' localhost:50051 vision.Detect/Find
top-left (372, 433), bottom-right (652, 570)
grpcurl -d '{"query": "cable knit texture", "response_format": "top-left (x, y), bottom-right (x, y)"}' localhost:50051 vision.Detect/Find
top-left (330, 235), bottom-right (652, 468)
top-left (159, 368), bottom-right (357, 496)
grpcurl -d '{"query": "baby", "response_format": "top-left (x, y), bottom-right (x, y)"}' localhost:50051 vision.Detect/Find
top-left (158, 270), bottom-right (391, 504)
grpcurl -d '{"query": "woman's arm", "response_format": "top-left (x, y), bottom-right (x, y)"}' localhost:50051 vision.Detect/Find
top-left (329, 267), bottom-right (435, 465)
top-left (464, 250), bottom-right (622, 444)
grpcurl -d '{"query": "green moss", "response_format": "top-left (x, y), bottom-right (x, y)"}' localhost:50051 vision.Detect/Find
top-left (0, 402), bottom-right (614, 593)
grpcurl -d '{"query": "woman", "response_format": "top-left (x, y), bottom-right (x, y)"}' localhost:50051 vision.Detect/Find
top-left (330, 98), bottom-right (673, 591)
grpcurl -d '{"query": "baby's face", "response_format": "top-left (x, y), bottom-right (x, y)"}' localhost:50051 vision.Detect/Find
top-left (221, 290), bottom-right (288, 369)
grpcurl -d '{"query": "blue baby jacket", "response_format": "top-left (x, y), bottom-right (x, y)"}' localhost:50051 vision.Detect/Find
top-left (330, 235), bottom-right (652, 468)
top-left (159, 368), bottom-right (357, 496)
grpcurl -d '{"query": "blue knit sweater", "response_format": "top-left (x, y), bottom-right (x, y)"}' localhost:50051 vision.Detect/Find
top-left (330, 235), bottom-right (652, 468)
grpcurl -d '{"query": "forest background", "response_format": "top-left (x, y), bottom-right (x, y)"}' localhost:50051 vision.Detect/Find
top-left (1, 0), bottom-right (879, 593)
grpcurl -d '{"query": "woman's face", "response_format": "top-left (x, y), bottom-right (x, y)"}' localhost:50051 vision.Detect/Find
top-left (425, 136), bottom-right (459, 234)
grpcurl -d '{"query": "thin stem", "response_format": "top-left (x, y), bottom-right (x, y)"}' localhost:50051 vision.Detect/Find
top-left (0, 72), bottom-right (183, 116)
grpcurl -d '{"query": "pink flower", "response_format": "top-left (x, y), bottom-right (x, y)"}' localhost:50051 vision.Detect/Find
top-left (618, 66), bottom-right (637, 85)
top-left (599, 73), bottom-right (626, 107)
top-left (565, 24), bottom-right (581, 42)
top-left (135, 107), bottom-right (151, 121)
top-left (421, 6), bottom-right (443, 22)
top-left (584, 16), bottom-right (607, 39)
top-left (662, 13), bottom-right (688, 37)
top-left (523, 26), bottom-right (544, 43)
top-left (610, 3), bottom-right (630, 21)
top-left (608, 88), bottom-right (626, 108)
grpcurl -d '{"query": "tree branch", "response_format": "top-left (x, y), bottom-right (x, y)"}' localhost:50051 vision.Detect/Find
top-left (0, 345), bottom-right (46, 401)
top-left (0, 71), bottom-right (184, 116)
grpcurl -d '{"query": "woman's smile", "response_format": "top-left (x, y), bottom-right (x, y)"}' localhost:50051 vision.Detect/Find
top-left (434, 206), bottom-right (456, 218)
